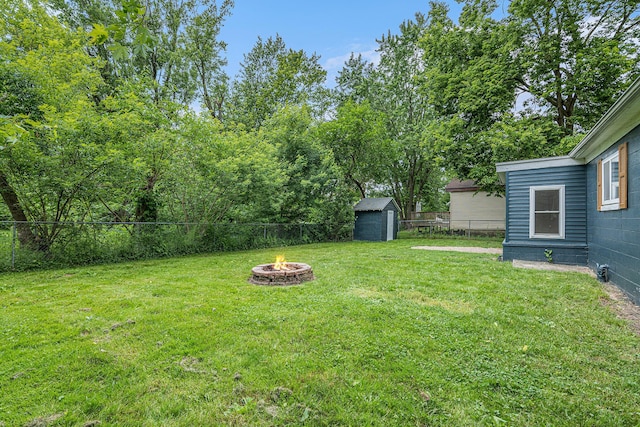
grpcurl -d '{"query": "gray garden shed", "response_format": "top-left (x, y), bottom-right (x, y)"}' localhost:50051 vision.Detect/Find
top-left (353, 197), bottom-right (400, 241)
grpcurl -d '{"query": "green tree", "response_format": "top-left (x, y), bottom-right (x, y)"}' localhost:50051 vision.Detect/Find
top-left (228, 35), bottom-right (327, 129)
top-left (261, 106), bottom-right (355, 227)
top-left (185, 0), bottom-right (233, 120)
top-left (335, 53), bottom-right (376, 105)
top-left (160, 114), bottom-right (284, 225)
top-left (0, 1), bottom-right (186, 249)
top-left (134, 0), bottom-right (233, 107)
top-left (421, 1), bottom-right (520, 193)
top-left (62, 0), bottom-right (232, 222)
top-left (330, 13), bottom-right (447, 217)
top-left (373, 14), bottom-right (443, 218)
top-left (509, 0), bottom-right (640, 132)
top-left (420, 0), bottom-right (640, 193)
top-left (55, 0), bottom-right (233, 113)
top-left (0, 57), bottom-right (44, 247)
top-left (0, 1), bottom-right (111, 250)
top-left (316, 100), bottom-right (389, 198)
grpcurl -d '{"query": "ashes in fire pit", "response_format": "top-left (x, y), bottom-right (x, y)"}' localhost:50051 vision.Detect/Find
top-left (249, 256), bottom-right (314, 286)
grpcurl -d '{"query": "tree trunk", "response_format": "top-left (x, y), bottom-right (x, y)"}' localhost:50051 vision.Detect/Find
top-left (346, 173), bottom-right (366, 199)
top-left (135, 174), bottom-right (160, 222)
top-left (405, 162), bottom-right (417, 221)
top-left (0, 172), bottom-right (40, 249)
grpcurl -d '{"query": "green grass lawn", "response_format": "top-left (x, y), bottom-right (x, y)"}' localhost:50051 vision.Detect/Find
top-left (1, 239), bottom-right (639, 426)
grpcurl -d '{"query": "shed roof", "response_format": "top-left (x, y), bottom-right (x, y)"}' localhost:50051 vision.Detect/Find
top-left (353, 197), bottom-right (399, 212)
top-left (445, 179), bottom-right (478, 192)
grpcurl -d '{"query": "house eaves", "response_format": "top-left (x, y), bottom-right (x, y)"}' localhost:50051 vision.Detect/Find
top-left (496, 156), bottom-right (584, 183)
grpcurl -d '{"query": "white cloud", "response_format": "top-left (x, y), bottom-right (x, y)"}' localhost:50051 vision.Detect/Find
top-left (323, 52), bottom-right (356, 71)
top-left (323, 44), bottom-right (380, 71)
top-left (322, 44), bottom-right (380, 86)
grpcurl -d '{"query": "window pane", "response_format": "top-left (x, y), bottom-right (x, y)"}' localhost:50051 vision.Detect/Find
top-left (612, 160), bottom-right (619, 182)
top-left (535, 190), bottom-right (559, 211)
top-left (535, 213), bottom-right (559, 234)
top-left (612, 160), bottom-right (619, 200)
top-left (603, 161), bottom-right (611, 201)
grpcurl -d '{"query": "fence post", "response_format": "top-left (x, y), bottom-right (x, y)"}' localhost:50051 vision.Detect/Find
top-left (468, 220), bottom-right (471, 239)
top-left (11, 222), bottom-right (16, 270)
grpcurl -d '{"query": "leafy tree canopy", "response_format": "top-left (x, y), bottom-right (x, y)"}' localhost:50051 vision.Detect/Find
top-left (420, 0), bottom-right (640, 193)
top-left (228, 34), bottom-right (328, 129)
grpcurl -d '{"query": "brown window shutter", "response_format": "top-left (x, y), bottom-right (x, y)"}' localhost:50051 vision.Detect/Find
top-left (619, 142), bottom-right (628, 209)
top-left (597, 159), bottom-right (602, 211)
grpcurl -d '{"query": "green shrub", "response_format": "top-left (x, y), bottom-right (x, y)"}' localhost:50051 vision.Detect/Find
top-left (0, 222), bottom-right (353, 272)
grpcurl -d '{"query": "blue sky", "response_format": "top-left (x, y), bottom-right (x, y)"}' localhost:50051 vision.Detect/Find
top-left (219, 1), bottom-right (477, 85)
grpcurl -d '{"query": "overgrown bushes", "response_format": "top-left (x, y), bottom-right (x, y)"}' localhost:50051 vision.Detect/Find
top-left (0, 222), bottom-right (353, 272)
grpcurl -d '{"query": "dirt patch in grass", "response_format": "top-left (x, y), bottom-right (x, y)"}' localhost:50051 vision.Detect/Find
top-left (600, 282), bottom-right (640, 336)
top-left (24, 413), bottom-right (64, 427)
top-left (109, 319), bottom-right (136, 331)
top-left (512, 260), bottom-right (595, 276)
top-left (178, 356), bottom-right (207, 374)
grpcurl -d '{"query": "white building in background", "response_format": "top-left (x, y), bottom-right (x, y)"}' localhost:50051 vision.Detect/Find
top-left (445, 179), bottom-right (505, 231)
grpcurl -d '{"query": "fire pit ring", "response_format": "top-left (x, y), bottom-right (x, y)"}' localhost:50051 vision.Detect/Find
top-left (249, 262), bottom-right (314, 286)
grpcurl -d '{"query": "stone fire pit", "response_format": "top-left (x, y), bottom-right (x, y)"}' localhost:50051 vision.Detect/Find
top-left (249, 262), bottom-right (314, 286)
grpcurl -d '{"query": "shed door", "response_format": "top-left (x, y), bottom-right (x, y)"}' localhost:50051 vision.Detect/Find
top-left (386, 210), bottom-right (394, 241)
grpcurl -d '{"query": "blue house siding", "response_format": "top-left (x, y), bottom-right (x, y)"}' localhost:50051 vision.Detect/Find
top-left (503, 165), bottom-right (587, 264)
top-left (587, 131), bottom-right (640, 304)
top-left (498, 77), bottom-right (640, 305)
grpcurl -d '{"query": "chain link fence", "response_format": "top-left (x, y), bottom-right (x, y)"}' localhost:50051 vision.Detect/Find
top-left (400, 219), bottom-right (505, 238)
top-left (0, 221), bottom-right (353, 272)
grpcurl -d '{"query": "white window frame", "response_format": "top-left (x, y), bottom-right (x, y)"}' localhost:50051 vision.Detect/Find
top-left (601, 151), bottom-right (620, 211)
top-left (529, 185), bottom-right (565, 239)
